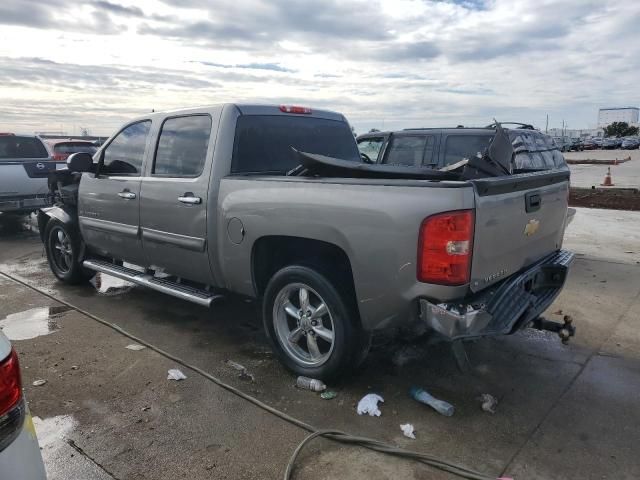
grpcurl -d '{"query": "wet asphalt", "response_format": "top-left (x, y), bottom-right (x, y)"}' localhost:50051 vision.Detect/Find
top-left (1, 213), bottom-right (639, 480)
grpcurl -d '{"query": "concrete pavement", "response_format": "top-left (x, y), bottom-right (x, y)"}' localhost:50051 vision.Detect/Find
top-left (1, 210), bottom-right (639, 479)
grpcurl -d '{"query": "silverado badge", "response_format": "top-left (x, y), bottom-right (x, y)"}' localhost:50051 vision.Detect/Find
top-left (524, 219), bottom-right (540, 237)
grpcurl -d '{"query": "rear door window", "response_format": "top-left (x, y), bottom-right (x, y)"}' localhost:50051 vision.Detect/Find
top-left (383, 135), bottom-right (435, 166)
top-left (0, 136), bottom-right (48, 159)
top-left (102, 121), bottom-right (151, 175)
top-left (443, 134), bottom-right (493, 166)
top-left (231, 115), bottom-right (359, 174)
top-left (153, 115), bottom-right (212, 177)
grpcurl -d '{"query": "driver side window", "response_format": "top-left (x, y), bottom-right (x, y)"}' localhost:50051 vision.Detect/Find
top-left (102, 121), bottom-right (151, 175)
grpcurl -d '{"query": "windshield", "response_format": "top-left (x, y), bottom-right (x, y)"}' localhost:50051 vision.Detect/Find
top-left (357, 137), bottom-right (385, 162)
top-left (0, 136), bottom-right (48, 159)
top-left (231, 115), bottom-right (360, 174)
top-left (53, 142), bottom-right (98, 155)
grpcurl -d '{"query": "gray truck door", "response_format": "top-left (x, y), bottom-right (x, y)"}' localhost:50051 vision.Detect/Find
top-left (78, 120), bottom-right (151, 265)
top-left (139, 114), bottom-right (215, 284)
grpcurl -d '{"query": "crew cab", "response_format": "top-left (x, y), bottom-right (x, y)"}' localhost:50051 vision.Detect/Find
top-left (0, 134), bottom-right (55, 215)
top-left (39, 105), bottom-right (574, 380)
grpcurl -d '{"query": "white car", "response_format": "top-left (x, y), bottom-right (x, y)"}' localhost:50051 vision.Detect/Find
top-left (0, 331), bottom-right (46, 479)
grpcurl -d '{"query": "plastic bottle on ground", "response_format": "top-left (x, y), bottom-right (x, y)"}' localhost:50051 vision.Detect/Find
top-left (409, 386), bottom-right (455, 417)
top-left (296, 376), bottom-right (326, 392)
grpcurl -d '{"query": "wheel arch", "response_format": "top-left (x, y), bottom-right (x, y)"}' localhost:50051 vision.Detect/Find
top-left (37, 206), bottom-right (77, 242)
top-left (251, 235), bottom-right (361, 325)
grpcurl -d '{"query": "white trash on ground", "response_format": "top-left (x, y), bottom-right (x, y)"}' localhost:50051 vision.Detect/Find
top-left (400, 423), bottom-right (416, 439)
top-left (32, 379), bottom-right (47, 387)
top-left (167, 369), bottom-right (187, 381)
top-left (410, 387), bottom-right (455, 417)
top-left (478, 393), bottom-right (498, 414)
top-left (357, 393), bottom-right (384, 417)
top-left (126, 344), bottom-right (146, 351)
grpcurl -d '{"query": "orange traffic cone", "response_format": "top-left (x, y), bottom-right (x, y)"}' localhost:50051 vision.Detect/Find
top-left (601, 167), bottom-right (614, 186)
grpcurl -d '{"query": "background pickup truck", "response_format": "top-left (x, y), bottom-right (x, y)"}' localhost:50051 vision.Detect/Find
top-left (0, 134), bottom-right (55, 215)
top-left (39, 104), bottom-right (573, 379)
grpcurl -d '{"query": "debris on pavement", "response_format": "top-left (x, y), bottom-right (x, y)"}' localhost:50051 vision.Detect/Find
top-left (126, 344), bottom-right (146, 351)
top-left (32, 379), bottom-right (47, 387)
top-left (409, 387), bottom-right (454, 417)
top-left (477, 393), bottom-right (498, 414)
top-left (320, 391), bottom-right (337, 400)
top-left (90, 273), bottom-right (135, 296)
top-left (225, 360), bottom-right (255, 382)
top-left (400, 423), bottom-right (416, 439)
top-left (357, 393), bottom-right (384, 417)
top-left (296, 376), bottom-right (326, 392)
top-left (167, 369), bottom-right (187, 381)
top-left (70, 365), bottom-right (79, 370)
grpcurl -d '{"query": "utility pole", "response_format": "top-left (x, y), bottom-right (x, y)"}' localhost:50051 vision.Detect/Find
top-left (545, 114), bottom-right (548, 134)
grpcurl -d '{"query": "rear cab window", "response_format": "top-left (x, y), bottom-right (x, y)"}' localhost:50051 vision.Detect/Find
top-left (231, 115), bottom-right (359, 174)
top-left (0, 136), bottom-right (48, 159)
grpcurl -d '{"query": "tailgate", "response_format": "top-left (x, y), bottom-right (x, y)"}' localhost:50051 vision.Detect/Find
top-left (0, 159), bottom-right (55, 198)
top-left (469, 170), bottom-right (570, 293)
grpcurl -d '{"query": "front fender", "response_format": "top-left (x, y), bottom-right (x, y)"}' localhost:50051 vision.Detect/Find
top-left (37, 205), bottom-right (77, 242)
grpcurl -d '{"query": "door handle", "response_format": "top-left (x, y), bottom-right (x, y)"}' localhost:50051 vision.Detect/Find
top-left (178, 193), bottom-right (202, 205)
top-left (118, 190), bottom-right (136, 200)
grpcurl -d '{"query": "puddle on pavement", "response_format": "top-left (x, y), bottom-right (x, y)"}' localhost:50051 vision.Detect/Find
top-left (0, 305), bottom-right (72, 341)
top-left (90, 272), bottom-right (135, 296)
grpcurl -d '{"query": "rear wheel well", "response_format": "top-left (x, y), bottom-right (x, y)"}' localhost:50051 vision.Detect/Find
top-left (252, 236), bottom-right (359, 319)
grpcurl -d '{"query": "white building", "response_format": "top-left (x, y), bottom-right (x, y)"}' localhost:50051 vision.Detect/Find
top-left (597, 107), bottom-right (639, 128)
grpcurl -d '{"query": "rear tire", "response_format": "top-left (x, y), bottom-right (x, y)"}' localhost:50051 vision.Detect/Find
top-left (262, 265), bottom-right (364, 380)
top-left (44, 219), bottom-right (91, 284)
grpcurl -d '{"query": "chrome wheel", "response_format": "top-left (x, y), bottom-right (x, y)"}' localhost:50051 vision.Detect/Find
top-left (273, 283), bottom-right (335, 367)
top-left (50, 227), bottom-right (72, 274)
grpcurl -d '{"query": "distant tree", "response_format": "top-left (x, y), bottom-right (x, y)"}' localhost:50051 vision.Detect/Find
top-left (368, 128), bottom-right (381, 133)
top-left (604, 121), bottom-right (639, 138)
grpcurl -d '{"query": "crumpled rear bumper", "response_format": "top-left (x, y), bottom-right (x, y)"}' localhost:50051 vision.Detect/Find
top-left (419, 249), bottom-right (574, 340)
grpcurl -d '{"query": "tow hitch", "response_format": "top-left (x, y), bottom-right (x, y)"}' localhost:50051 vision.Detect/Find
top-left (531, 315), bottom-right (576, 344)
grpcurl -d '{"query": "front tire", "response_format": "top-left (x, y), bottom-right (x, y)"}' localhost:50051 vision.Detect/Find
top-left (44, 219), bottom-right (90, 284)
top-left (263, 265), bottom-right (363, 380)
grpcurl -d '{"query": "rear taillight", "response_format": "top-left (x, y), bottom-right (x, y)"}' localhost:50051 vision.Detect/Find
top-left (279, 105), bottom-right (312, 114)
top-left (0, 349), bottom-right (22, 417)
top-left (417, 210), bottom-right (474, 285)
top-left (53, 153), bottom-right (67, 161)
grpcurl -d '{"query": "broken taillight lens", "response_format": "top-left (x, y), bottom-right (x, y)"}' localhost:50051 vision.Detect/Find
top-left (0, 349), bottom-right (22, 417)
top-left (417, 210), bottom-right (475, 285)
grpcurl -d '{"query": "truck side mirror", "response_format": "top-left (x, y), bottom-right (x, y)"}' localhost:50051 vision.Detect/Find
top-left (67, 152), bottom-right (94, 173)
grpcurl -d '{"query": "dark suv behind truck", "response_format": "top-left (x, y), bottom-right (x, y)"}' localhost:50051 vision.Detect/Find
top-left (357, 125), bottom-right (567, 171)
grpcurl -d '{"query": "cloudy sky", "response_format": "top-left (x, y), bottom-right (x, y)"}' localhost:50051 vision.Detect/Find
top-left (0, 0), bottom-right (638, 135)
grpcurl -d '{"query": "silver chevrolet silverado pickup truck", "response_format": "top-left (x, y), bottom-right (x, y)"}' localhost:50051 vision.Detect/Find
top-left (38, 104), bottom-right (574, 379)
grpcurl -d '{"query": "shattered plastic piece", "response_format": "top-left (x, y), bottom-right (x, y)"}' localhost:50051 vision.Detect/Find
top-left (400, 423), bottom-right (416, 439)
top-left (226, 360), bottom-right (255, 382)
top-left (357, 393), bottom-right (384, 417)
top-left (126, 344), bottom-right (146, 351)
top-left (410, 387), bottom-right (454, 417)
top-left (320, 391), bottom-right (337, 400)
top-left (167, 369), bottom-right (187, 381)
top-left (296, 376), bottom-right (326, 392)
top-left (478, 393), bottom-right (498, 414)
top-left (32, 379), bottom-right (47, 387)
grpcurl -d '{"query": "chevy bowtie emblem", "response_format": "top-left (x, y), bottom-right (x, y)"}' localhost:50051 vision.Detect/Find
top-left (36, 163), bottom-right (45, 170)
top-left (524, 219), bottom-right (540, 236)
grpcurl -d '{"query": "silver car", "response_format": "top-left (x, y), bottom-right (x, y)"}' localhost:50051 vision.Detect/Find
top-left (0, 331), bottom-right (47, 479)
